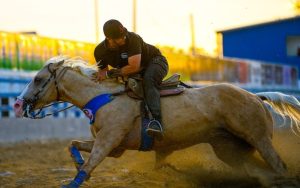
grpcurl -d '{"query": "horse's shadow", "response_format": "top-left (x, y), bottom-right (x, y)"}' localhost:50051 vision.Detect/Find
top-left (157, 164), bottom-right (261, 188)
top-left (154, 139), bottom-right (300, 188)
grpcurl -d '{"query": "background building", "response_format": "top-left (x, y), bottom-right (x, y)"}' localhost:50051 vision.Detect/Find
top-left (217, 16), bottom-right (300, 75)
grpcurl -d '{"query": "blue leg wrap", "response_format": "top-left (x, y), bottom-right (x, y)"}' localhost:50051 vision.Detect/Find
top-left (69, 146), bottom-right (84, 170)
top-left (61, 170), bottom-right (88, 188)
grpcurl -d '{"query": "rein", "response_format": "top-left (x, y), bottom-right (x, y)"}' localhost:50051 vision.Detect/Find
top-left (27, 102), bottom-right (75, 119)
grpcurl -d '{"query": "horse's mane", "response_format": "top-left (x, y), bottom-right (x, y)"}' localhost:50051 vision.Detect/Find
top-left (45, 55), bottom-right (99, 80)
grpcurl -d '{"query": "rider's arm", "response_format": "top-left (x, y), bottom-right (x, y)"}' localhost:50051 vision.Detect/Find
top-left (120, 54), bottom-right (141, 75)
top-left (119, 34), bottom-right (142, 76)
top-left (104, 35), bottom-right (143, 78)
top-left (105, 54), bottom-right (141, 78)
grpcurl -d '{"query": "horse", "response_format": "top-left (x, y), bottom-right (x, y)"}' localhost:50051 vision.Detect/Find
top-left (13, 56), bottom-right (300, 187)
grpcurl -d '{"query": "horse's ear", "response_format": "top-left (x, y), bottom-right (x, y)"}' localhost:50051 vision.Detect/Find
top-left (47, 60), bottom-right (65, 73)
top-left (52, 60), bottom-right (65, 70)
top-left (57, 60), bottom-right (65, 67)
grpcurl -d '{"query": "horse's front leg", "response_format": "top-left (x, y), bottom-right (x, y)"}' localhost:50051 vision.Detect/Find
top-left (69, 140), bottom-right (94, 171)
top-left (69, 140), bottom-right (125, 171)
top-left (62, 128), bottom-right (126, 188)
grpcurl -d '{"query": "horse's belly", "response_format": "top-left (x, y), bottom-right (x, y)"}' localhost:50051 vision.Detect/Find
top-left (157, 100), bottom-right (219, 149)
top-left (153, 121), bottom-right (216, 150)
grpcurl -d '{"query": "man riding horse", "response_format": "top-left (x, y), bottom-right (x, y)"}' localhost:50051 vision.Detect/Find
top-left (94, 19), bottom-right (169, 137)
top-left (14, 56), bottom-right (295, 187)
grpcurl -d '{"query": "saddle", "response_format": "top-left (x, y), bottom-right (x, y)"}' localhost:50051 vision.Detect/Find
top-left (126, 73), bottom-right (185, 99)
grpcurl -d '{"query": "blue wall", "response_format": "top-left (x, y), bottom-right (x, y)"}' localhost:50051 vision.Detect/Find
top-left (221, 17), bottom-right (300, 66)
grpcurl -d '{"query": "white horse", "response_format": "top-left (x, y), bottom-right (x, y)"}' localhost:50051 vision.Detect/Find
top-left (13, 56), bottom-right (300, 187)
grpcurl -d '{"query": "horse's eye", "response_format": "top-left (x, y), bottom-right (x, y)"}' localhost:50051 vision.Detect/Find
top-left (34, 77), bottom-right (42, 84)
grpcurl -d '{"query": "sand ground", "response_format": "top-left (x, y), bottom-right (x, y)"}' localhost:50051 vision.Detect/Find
top-left (0, 129), bottom-right (299, 188)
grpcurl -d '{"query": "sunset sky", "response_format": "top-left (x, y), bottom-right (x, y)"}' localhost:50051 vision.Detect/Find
top-left (0, 0), bottom-right (297, 54)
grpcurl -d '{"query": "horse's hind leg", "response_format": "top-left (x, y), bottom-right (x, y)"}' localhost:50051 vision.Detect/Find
top-left (253, 136), bottom-right (287, 175)
top-left (225, 127), bottom-right (287, 175)
top-left (248, 137), bottom-right (299, 187)
top-left (222, 99), bottom-right (287, 175)
top-left (208, 129), bottom-right (269, 175)
top-left (226, 122), bottom-right (287, 175)
top-left (208, 128), bottom-right (255, 170)
top-left (208, 129), bottom-right (280, 186)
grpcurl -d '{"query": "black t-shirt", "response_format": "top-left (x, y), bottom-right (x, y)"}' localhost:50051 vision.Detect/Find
top-left (94, 32), bottom-right (162, 70)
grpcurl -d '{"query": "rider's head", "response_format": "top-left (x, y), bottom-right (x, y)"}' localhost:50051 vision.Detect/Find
top-left (103, 19), bottom-right (127, 40)
top-left (103, 19), bottom-right (127, 49)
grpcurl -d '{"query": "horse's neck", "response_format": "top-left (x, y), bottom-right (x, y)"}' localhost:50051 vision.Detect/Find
top-left (60, 71), bottom-right (125, 108)
top-left (100, 79), bottom-right (125, 93)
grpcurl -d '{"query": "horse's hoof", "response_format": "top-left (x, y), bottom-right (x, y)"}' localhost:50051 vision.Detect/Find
top-left (61, 181), bottom-right (80, 188)
top-left (61, 181), bottom-right (79, 188)
top-left (61, 170), bottom-right (88, 188)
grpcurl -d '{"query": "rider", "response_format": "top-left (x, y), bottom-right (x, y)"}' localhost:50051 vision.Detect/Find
top-left (94, 19), bottom-right (169, 137)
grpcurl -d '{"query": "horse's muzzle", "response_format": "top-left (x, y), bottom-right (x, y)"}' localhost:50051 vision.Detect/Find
top-left (14, 98), bottom-right (25, 118)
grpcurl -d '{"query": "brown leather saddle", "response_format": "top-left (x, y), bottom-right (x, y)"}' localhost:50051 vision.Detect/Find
top-left (126, 73), bottom-right (186, 100)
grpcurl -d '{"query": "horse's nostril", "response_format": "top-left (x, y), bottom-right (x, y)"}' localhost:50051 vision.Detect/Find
top-left (14, 103), bottom-right (20, 108)
top-left (14, 99), bottom-right (25, 117)
top-left (14, 99), bottom-right (24, 109)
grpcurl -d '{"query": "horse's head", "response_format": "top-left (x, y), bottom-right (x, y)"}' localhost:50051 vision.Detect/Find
top-left (14, 56), bottom-right (100, 118)
top-left (13, 55), bottom-right (128, 118)
top-left (13, 56), bottom-right (69, 118)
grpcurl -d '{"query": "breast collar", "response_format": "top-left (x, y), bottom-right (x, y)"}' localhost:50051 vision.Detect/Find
top-left (82, 94), bottom-right (114, 124)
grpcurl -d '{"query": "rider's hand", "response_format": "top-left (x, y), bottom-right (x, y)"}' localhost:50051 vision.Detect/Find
top-left (97, 70), bottom-right (107, 81)
top-left (107, 69), bottom-right (122, 78)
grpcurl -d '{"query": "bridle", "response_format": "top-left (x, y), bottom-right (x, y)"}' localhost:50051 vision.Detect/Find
top-left (22, 61), bottom-right (74, 119)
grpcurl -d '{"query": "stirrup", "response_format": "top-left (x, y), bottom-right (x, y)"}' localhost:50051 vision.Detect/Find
top-left (146, 119), bottom-right (163, 139)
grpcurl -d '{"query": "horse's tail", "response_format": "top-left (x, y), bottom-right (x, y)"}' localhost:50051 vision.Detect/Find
top-left (256, 92), bottom-right (300, 137)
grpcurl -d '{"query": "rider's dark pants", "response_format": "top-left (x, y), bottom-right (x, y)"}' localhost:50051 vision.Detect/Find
top-left (143, 56), bottom-right (168, 122)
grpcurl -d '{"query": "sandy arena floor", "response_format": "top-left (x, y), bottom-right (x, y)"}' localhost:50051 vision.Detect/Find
top-left (0, 129), bottom-right (300, 188)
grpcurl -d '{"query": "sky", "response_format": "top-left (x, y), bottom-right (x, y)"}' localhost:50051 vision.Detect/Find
top-left (0, 0), bottom-right (297, 55)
